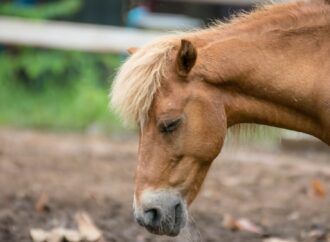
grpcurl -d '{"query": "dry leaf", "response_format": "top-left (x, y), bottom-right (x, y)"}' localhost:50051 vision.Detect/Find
top-left (75, 211), bottom-right (102, 241)
top-left (312, 179), bottom-right (327, 198)
top-left (236, 218), bottom-right (263, 234)
top-left (63, 229), bottom-right (82, 242)
top-left (30, 229), bottom-right (48, 242)
top-left (30, 228), bottom-right (83, 242)
top-left (48, 228), bottom-right (65, 242)
top-left (306, 224), bottom-right (329, 241)
top-left (35, 192), bottom-right (49, 213)
top-left (222, 214), bottom-right (263, 234)
top-left (263, 238), bottom-right (296, 242)
top-left (30, 212), bottom-right (103, 242)
top-left (222, 214), bottom-right (238, 230)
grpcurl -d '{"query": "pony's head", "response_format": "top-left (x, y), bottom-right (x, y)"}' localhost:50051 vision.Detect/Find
top-left (111, 37), bottom-right (226, 236)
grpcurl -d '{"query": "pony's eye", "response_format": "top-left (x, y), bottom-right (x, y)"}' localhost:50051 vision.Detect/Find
top-left (160, 119), bottom-right (182, 134)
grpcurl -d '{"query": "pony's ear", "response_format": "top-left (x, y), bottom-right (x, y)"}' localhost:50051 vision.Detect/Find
top-left (127, 47), bottom-right (138, 55)
top-left (176, 39), bottom-right (197, 77)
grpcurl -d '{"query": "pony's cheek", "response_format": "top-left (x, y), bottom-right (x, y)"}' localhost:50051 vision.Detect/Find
top-left (181, 97), bottom-right (226, 161)
top-left (184, 162), bottom-right (212, 205)
top-left (182, 123), bottom-right (225, 162)
top-left (165, 156), bottom-right (211, 204)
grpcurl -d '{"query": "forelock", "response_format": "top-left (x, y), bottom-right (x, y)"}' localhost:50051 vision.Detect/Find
top-left (110, 36), bottom-right (178, 128)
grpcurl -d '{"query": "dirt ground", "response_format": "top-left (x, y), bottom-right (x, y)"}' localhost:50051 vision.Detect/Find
top-left (0, 128), bottom-right (329, 242)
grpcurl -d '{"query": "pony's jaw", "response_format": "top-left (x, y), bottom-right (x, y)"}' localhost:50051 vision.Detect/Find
top-left (133, 190), bottom-right (188, 236)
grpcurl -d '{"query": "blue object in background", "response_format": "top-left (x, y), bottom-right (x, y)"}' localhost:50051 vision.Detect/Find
top-left (127, 6), bottom-right (148, 28)
top-left (126, 5), bottom-right (202, 31)
top-left (15, 0), bottom-right (37, 6)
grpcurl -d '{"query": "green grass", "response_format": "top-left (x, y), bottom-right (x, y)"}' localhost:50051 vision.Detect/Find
top-left (0, 81), bottom-right (120, 131)
top-left (0, 0), bottom-right (126, 133)
top-left (0, 47), bottom-right (124, 133)
top-left (0, 0), bottom-right (82, 19)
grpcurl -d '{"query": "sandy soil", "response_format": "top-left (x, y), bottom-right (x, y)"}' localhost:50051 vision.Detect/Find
top-left (0, 128), bottom-right (329, 242)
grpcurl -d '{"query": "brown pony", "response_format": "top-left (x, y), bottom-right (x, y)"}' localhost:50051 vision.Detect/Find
top-left (111, 0), bottom-right (330, 236)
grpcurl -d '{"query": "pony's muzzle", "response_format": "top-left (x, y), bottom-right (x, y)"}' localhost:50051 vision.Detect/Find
top-left (134, 191), bottom-right (187, 236)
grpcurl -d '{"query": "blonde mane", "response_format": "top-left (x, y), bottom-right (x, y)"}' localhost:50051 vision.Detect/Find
top-left (110, 35), bottom-right (180, 127)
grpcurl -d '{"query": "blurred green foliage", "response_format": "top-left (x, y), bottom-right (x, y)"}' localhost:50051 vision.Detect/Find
top-left (0, 0), bottom-right (125, 132)
top-left (0, 48), bottom-right (122, 132)
top-left (0, 0), bottom-right (82, 19)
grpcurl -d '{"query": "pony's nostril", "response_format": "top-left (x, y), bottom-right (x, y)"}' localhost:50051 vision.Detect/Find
top-left (174, 203), bottom-right (183, 226)
top-left (144, 208), bottom-right (160, 227)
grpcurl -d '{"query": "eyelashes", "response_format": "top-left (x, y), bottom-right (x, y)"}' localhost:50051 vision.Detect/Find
top-left (159, 118), bottom-right (182, 134)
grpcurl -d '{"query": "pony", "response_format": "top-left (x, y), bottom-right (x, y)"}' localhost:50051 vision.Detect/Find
top-left (111, 0), bottom-right (330, 236)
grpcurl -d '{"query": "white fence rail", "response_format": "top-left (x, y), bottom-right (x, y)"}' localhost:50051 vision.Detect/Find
top-left (0, 17), bottom-right (163, 53)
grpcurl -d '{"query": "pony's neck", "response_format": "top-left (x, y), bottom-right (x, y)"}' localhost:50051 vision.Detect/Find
top-left (191, 1), bottom-right (330, 144)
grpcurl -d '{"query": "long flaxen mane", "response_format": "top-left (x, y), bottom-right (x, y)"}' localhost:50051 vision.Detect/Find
top-left (110, 0), bottom-right (330, 128)
top-left (110, 35), bottom-right (180, 127)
